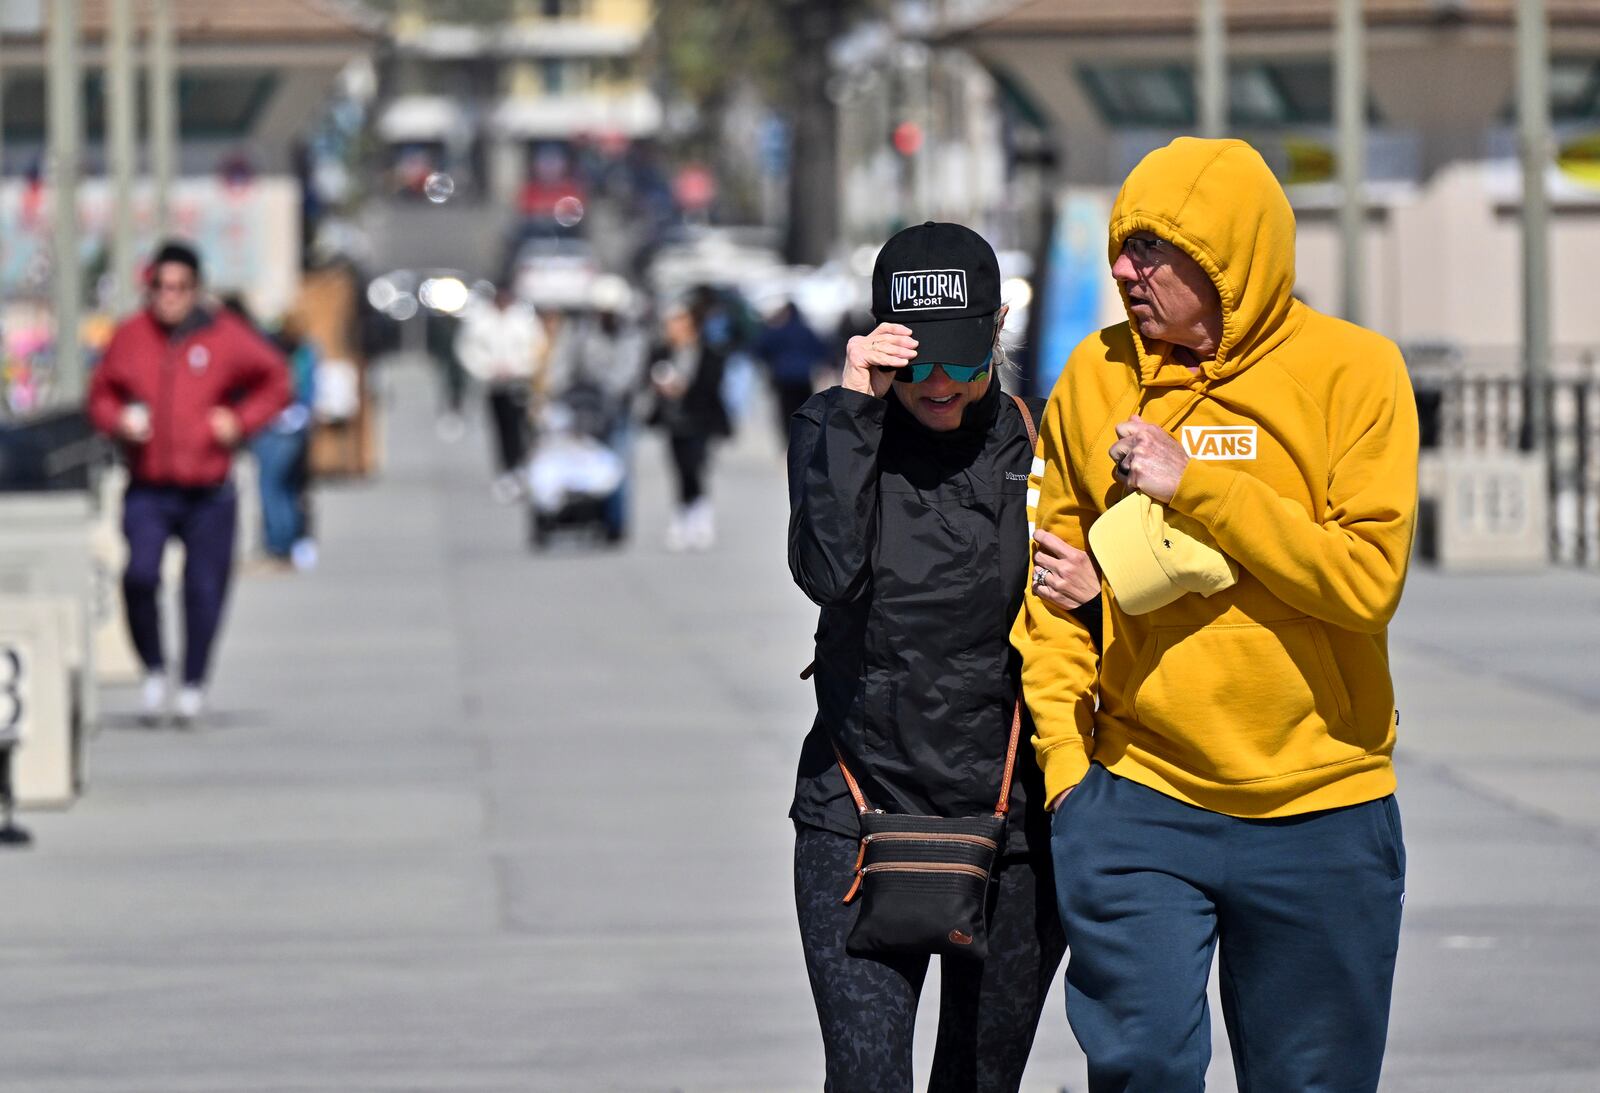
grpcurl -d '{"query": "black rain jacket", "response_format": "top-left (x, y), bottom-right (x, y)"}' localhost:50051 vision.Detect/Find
top-left (787, 378), bottom-right (1051, 855)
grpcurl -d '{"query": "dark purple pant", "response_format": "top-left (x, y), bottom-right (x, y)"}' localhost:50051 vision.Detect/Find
top-left (122, 482), bottom-right (237, 686)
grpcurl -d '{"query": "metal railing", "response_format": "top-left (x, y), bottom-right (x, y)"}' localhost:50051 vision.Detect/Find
top-left (1408, 344), bottom-right (1600, 567)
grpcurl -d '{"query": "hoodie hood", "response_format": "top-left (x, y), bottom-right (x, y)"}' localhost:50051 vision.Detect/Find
top-left (1108, 137), bottom-right (1305, 388)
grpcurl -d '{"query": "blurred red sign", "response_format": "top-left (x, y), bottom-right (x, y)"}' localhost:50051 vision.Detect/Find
top-left (673, 165), bottom-right (717, 211)
top-left (893, 121), bottom-right (923, 157)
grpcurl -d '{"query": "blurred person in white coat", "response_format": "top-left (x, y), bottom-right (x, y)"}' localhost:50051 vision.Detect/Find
top-left (455, 287), bottom-right (547, 502)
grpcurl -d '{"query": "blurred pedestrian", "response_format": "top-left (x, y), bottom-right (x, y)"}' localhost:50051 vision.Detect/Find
top-left (1016, 137), bottom-right (1419, 1091)
top-left (548, 276), bottom-right (648, 405)
top-left (86, 241), bottom-right (290, 726)
top-left (688, 283), bottom-right (760, 426)
top-left (424, 308), bottom-right (467, 442)
top-left (646, 301), bottom-right (729, 551)
top-left (753, 300), bottom-right (829, 443)
top-left (254, 313), bottom-right (319, 571)
top-left (219, 296), bottom-right (318, 572)
top-left (788, 222), bottom-right (1077, 1089)
top-left (455, 287), bottom-right (547, 503)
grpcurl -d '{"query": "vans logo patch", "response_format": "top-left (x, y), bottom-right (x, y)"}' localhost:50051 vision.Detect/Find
top-left (1182, 425), bottom-right (1258, 460)
top-left (1005, 472), bottom-right (1028, 481)
top-left (891, 268), bottom-right (968, 312)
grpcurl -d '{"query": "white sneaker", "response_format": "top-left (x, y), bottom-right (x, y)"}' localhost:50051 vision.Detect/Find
top-left (686, 500), bottom-right (716, 552)
top-left (139, 672), bottom-right (169, 726)
top-left (174, 685), bottom-right (204, 727)
top-left (665, 510), bottom-right (690, 553)
top-left (491, 474), bottom-right (523, 505)
top-left (291, 538), bottom-right (319, 572)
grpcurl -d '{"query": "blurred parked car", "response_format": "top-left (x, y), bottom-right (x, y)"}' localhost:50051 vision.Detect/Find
top-left (510, 237), bottom-right (600, 312)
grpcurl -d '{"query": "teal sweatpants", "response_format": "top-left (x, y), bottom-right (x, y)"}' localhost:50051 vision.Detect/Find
top-left (1052, 763), bottom-right (1406, 1093)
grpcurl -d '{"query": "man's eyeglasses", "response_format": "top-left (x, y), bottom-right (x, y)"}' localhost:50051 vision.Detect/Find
top-left (1120, 236), bottom-right (1172, 264)
top-left (894, 349), bottom-right (994, 384)
top-left (151, 279), bottom-right (196, 294)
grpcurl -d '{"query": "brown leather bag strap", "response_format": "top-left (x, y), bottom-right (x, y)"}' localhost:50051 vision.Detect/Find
top-left (992, 695), bottom-right (1025, 817)
top-left (1009, 393), bottom-right (1037, 448)
top-left (831, 742), bottom-right (873, 814)
top-left (832, 693), bottom-right (1025, 819)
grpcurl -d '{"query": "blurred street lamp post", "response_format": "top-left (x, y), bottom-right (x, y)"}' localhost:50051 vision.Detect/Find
top-left (109, 0), bottom-right (137, 317)
top-left (1516, 0), bottom-right (1551, 489)
top-left (1336, 0), bottom-right (1366, 326)
top-left (149, 0), bottom-right (177, 235)
top-left (1196, 0), bottom-right (1226, 139)
top-left (48, 0), bottom-right (83, 403)
top-left (0, 20), bottom-right (6, 196)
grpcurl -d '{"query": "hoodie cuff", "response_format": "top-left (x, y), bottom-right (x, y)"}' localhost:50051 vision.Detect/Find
top-left (1168, 458), bottom-right (1241, 534)
top-left (1039, 736), bottom-right (1093, 804)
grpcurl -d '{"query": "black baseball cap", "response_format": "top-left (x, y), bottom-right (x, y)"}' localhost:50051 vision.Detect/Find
top-left (871, 221), bottom-right (1001, 369)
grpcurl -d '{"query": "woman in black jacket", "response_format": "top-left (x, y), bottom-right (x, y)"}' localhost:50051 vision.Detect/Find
top-left (647, 302), bottom-right (730, 551)
top-left (787, 223), bottom-right (1092, 1091)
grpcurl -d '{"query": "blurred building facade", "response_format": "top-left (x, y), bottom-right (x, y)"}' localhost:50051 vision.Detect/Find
top-left (376, 0), bottom-right (659, 207)
top-left (0, 0), bottom-right (377, 406)
top-left (1, 0), bottom-right (378, 320)
top-left (956, 2), bottom-right (1600, 351)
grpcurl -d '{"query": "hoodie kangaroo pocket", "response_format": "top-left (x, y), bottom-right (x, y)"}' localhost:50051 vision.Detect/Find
top-left (1130, 619), bottom-right (1360, 783)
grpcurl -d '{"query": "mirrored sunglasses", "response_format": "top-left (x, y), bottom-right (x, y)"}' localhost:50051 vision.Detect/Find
top-left (894, 350), bottom-right (995, 384)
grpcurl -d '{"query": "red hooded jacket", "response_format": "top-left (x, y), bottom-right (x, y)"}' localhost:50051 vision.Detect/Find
top-left (87, 307), bottom-right (291, 487)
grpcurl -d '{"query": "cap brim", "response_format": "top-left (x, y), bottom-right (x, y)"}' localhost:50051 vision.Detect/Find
top-left (1087, 495), bottom-right (1187, 616)
top-left (894, 312), bottom-right (995, 368)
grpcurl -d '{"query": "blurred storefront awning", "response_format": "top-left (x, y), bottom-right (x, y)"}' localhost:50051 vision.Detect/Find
top-left (956, 0), bottom-right (1600, 39)
top-left (63, 0), bottom-right (382, 54)
top-left (8, 1), bottom-right (382, 175)
top-left (377, 95), bottom-right (471, 145)
top-left (489, 89), bottom-right (662, 140)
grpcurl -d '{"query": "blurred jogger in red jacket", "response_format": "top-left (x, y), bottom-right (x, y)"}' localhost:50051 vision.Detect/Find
top-left (86, 241), bottom-right (290, 726)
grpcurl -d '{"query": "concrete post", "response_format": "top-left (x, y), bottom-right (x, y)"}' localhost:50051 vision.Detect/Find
top-left (1197, 0), bottom-right (1227, 138)
top-left (149, 0), bottom-right (177, 235)
top-left (1336, 0), bottom-right (1366, 325)
top-left (1516, 0), bottom-right (1552, 555)
top-left (47, 0), bottom-right (83, 403)
top-left (108, 0), bottom-right (137, 317)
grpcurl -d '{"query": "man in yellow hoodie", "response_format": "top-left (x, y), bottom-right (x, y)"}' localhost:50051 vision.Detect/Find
top-left (1014, 137), bottom-right (1418, 1092)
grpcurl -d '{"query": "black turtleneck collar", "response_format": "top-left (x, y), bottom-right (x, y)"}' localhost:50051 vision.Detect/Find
top-left (884, 374), bottom-right (1003, 446)
top-left (153, 304), bottom-right (216, 342)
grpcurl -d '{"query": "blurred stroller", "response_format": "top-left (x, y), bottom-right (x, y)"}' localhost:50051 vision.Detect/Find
top-left (525, 276), bottom-right (647, 549)
top-left (525, 381), bottom-right (628, 547)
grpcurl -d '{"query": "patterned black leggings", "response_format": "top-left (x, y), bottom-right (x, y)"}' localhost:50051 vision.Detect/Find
top-left (794, 823), bottom-right (1066, 1093)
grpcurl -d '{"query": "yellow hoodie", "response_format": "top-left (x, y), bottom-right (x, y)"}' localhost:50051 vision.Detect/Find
top-left (1012, 138), bottom-right (1419, 818)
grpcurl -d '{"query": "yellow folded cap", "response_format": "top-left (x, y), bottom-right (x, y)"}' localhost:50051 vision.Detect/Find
top-left (1088, 493), bottom-right (1239, 615)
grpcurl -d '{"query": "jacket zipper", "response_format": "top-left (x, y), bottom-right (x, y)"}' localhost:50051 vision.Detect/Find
top-left (158, 336), bottom-right (179, 481)
top-left (860, 862), bottom-right (989, 880)
top-left (863, 832), bottom-right (997, 851)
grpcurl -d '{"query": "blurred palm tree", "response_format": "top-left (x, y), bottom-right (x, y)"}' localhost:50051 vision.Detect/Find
top-left (654, 0), bottom-right (873, 265)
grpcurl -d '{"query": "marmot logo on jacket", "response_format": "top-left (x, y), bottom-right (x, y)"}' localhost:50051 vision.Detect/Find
top-left (891, 269), bottom-right (967, 311)
top-left (1182, 424), bottom-right (1257, 460)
